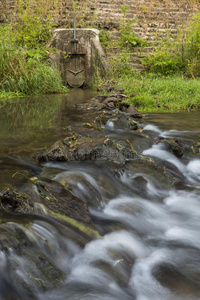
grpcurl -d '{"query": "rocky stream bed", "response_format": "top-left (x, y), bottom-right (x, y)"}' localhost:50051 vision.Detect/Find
top-left (0, 90), bottom-right (200, 300)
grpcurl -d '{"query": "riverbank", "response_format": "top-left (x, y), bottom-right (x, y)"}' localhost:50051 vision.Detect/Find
top-left (117, 74), bottom-right (200, 113)
top-left (96, 10), bottom-right (200, 113)
top-left (94, 73), bottom-right (200, 113)
top-left (0, 23), bottom-right (67, 99)
top-left (1, 25), bottom-right (200, 112)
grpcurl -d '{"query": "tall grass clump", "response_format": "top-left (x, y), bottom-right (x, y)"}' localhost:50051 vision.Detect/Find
top-left (0, 0), bottom-right (67, 98)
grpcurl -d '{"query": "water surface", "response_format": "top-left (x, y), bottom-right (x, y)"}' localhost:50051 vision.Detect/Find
top-left (0, 90), bottom-right (200, 300)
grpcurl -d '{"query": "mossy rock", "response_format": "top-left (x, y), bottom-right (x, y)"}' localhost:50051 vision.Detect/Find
top-left (37, 132), bottom-right (126, 166)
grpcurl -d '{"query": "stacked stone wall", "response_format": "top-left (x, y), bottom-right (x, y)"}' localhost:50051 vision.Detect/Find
top-left (1, 0), bottom-right (200, 70)
top-left (1, 0), bottom-right (199, 32)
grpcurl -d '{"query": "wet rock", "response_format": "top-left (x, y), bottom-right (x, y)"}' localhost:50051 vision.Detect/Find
top-left (91, 99), bottom-right (107, 110)
top-left (107, 101), bottom-right (115, 109)
top-left (129, 176), bottom-right (149, 199)
top-left (0, 180), bottom-right (93, 226)
top-left (103, 97), bottom-right (118, 105)
top-left (109, 130), bottom-right (154, 155)
top-left (156, 137), bottom-right (199, 158)
top-left (126, 106), bottom-right (142, 118)
top-left (152, 252), bottom-right (200, 296)
top-left (97, 83), bottom-right (124, 94)
top-left (10, 248), bottom-right (65, 293)
top-left (0, 185), bottom-right (100, 246)
top-left (0, 222), bottom-right (65, 297)
top-left (37, 132), bottom-right (126, 166)
top-left (95, 95), bottom-right (108, 102)
top-left (156, 138), bottom-right (184, 158)
top-left (155, 159), bottom-right (185, 182)
top-left (124, 158), bottom-right (176, 192)
top-left (75, 92), bottom-right (141, 119)
top-left (106, 114), bottom-right (139, 131)
top-left (0, 188), bottom-right (34, 213)
top-left (53, 172), bottom-right (103, 209)
top-left (32, 179), bottom-right (93, 224)
top-left (95, 249), bottom-right (135, 287)
top-left (118, 102), bottom-right (130, 112)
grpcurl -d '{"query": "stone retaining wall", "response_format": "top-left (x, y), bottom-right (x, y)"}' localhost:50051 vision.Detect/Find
top-left (1, 0), bottom-right (199, 71)
top-left (1, 0), bottom-right (199, 33)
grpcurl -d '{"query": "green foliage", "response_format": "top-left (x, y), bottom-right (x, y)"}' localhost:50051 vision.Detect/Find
top-left (119, 19), bottom-right (148, 49)
top-left (184, 11), bottom-right (200, 77)
top-left (108, 50), bottom-right (135, 78)
top-left (0, 26), bottom-right (66, 98)
top-left (99, 27), bottom-right (112, 48)
top-left (93, 6), bottom-right (200, 113)
top-left (119, 6), bottom-right (148, 49)
top-left (143, 47), bottom-right (184, 75)
top-left (13, 0), bottom-right (57, 48)
top-left (0, 0), bottom-right (67, 98)
top-left (143, 11), bottom-right (200, 77)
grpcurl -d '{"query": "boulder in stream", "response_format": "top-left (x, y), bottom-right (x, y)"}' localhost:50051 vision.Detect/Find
top-left (37, 132), bottom-right (126, 166)
top-left (156, 137), bottom-right (199, 158)
top-left (123, 158), bottom-right (177, 198)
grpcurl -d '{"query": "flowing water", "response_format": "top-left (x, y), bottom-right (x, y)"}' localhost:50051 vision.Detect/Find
top-left (0, 90), bottom-right (200, 300)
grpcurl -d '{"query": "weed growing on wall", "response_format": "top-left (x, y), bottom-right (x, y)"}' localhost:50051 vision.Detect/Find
top-left (119, 5), bottom-right (148, 49)
top-left (99, 27), bottom-right (112, 48)
top-left (184, 11), bottom-right (200, 77)
top-left (143, 11), bottom-right (200, 77)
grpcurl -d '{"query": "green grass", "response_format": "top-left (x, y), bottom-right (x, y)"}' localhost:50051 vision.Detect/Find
top-left (116, 74), bottom-right (200, 112)
top-left (94, 48), bottom-right (200, 113)
top-left (0, 25), bottom-right (67, 99)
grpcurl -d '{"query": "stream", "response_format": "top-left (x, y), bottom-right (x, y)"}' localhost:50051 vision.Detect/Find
top-left (0, 89), bottom-right (200, 300)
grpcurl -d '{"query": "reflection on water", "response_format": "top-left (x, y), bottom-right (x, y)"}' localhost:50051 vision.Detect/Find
top-left (0, 90), bottom-right (200, 300)
top-left (0, 89), bottom-right (97, 140)
top-left (0, 89), bottom-right (97, 188)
